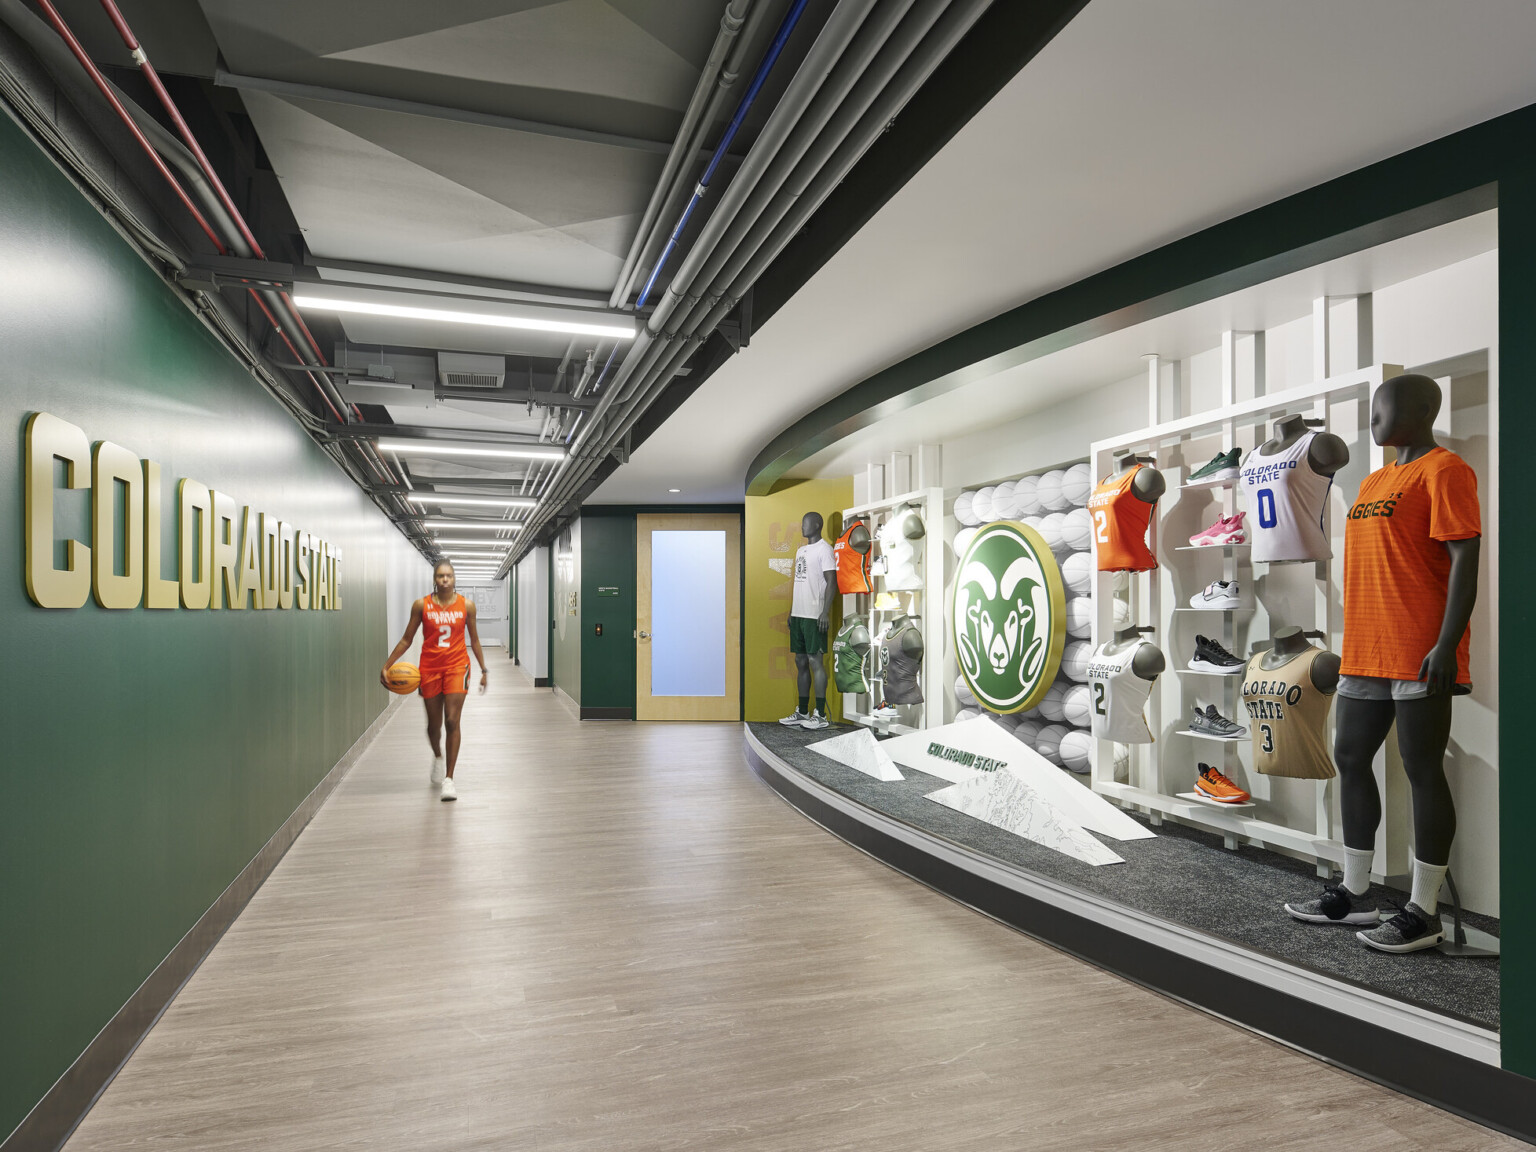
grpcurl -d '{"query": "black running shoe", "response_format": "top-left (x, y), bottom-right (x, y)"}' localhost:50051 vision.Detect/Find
top-left (1189, 704), bottom-right (1246, 739)
top-left (1285, 883), bottom-right (1382, 925)
top-left (1189, 635), bottom-right (1245, 675)
top-left (1357, 902), bottom-right (1444, 952)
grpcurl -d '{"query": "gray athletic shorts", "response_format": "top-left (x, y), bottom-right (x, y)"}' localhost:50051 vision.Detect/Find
top-left (1337, 675), bottom-right (1470, 700)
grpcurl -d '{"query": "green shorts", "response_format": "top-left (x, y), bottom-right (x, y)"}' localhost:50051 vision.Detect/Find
top-left (788, 616), bottom-right (828, 656)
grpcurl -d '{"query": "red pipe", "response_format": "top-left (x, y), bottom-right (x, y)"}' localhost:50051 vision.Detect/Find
top-left (32, 0), bottom-right (226, 252)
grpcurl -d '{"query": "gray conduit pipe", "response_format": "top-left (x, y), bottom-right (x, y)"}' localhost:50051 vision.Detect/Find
top-left (608, 0), bottom-right (755, 309)
top-left (613, 0), bottom-right (784, 309)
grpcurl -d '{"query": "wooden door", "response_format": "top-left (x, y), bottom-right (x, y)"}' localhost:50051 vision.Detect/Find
top-left (636, 513), bottom-right (740, 721)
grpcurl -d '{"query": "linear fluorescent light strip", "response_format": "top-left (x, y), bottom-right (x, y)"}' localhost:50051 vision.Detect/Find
top-left (432, 538), bottom-right (521, 547)
top-left (293, 295), bottom-right (635, 340)
top-left (407, 495), bottom-right (536, 509)
top-left (380, 439), bottom-right (565, 462)
top-left (419, 519), bottom-right (523, 530)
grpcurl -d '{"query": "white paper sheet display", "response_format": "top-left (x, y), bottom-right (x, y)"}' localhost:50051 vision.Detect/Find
top-left (806, 728), bottom-right (904, 781)
top-left (924, 772), bottom-right (1125, 866)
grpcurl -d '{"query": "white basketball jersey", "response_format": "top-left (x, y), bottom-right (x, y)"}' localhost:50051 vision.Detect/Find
top-left (1085, 641), bottom-right (1156, 744)
top-left (1238, 432), bottom-right (1333, 563)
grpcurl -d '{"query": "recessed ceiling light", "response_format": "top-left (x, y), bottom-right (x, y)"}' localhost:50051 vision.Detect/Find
top-left (407, 495), bottom-right (537, 509)
top-left (380, 439), bottom-right (565, 462)
top-left (293, 294), bottom-right (636, 340)
top-left (668, 488), bottom-right (681, 493)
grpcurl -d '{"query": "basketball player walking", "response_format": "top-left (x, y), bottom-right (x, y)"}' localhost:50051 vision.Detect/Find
top-left (380, 560), bottom-right (488, 800)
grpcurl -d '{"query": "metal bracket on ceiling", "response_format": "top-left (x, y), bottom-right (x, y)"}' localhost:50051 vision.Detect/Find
top-left (612, 432), bottom-right (631, 465)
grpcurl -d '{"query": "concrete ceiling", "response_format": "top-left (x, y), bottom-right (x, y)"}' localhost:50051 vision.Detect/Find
top-left (591, 0), bottom-right (1536, 504)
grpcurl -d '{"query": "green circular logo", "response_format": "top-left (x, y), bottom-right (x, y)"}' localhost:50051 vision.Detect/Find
top-left (953, 521), bottom-right (1066, 713)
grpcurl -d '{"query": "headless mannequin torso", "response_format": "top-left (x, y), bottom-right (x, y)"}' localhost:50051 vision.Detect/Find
top-left (1256, 414), bottom-right (1349, 476)
top-left (1261, 626), bottom-right (1340, 692)
top-left (1119, 453), bottom-right (1166, 504)
top-left (1106, 625), bottom-right (1165, 680)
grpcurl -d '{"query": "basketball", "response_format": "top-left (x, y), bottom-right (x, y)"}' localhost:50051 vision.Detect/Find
top-left (1113, 597), bottom-right (1131, 628)
top-left (1113, 742), bottom-right (1131, 776)
top-left (1036, 469), bottom-right (1066, 511)
top-left (1065, 596), bottom-right (1093, 638)
top-left (953, 526), bottom-right (979, 558)
top-left (384, 662), bottom-right (420, 695)
top-left (954, 491), bottom-right (978, 526)
top-left (1035, 723), bottom-right (1069, 766)
top-left (1062, 462), bottom-right (1093, 507)
top-left (991, 480), bottom-right (1018, 520)
top-left (1112, 569), bottom-right (1129, 593)
top-left (1063, 684), bottom-right (1093, 728)
top-left (1062, 508), bottom-right (1093, 552)
top-left (955, 708), bottom-right (980, 722)
top-left (954, 674), bottom-right (977, 708)
top-left (971, 486), bottom-right (996, 522)
top-left (1013, 475), bottom-right (1041, 516)
top-left (1035, 513), bottom-right (1064, 553)
top-left (1037, 681), bottom-right (1068, 722)
top-left (1061, 551), bottom-right (1093, 595)
top-left (1013, 719), bottom-right (1041, 745)
top-left (1061, 640), bottom-right (1093, 682)
top-left (1059, 730), bottom-right (1094, 773)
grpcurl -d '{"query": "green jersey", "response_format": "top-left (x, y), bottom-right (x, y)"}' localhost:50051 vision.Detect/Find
top-left (833, 615), bottom-right (872, 694)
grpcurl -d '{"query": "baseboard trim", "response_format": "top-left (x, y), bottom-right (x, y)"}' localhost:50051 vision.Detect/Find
top-left (2, 694), bottom-right (409, 1152)
top-left (579, 706), bottom-right (633, 720)
top-left (742, 729), bottom-right (1534, 1145)
top-left (534, 676), bottom-right (550, 687)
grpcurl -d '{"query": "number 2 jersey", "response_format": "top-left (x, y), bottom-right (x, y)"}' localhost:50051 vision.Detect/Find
top-left (1240, 647), bottom-right (1335, 779)
top-left (1239, 432), bottom-right (1333, 563)
top-left (1085, 640), bottom-right (1155, 743)
top-left (1088, 466), bottom-right (1157, 572)
top-left (421, 593), bottom-right (469, 670)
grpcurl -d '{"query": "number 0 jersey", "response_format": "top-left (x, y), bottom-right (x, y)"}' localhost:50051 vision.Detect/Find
top-left (1088, 466), bottom-right (1157, 572)
top-left (1241, 648), bottom-right (1336, 779)
top-left (420, 593), bottom-right (469, 671)
top-left (1238, 432), bottom-right (1333, 563)
top-left (1085, 640), bottom-right (1155, 744)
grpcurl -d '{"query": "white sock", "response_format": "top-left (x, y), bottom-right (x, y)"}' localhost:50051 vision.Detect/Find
top-left (1342, 847), bottom-right (1374, 896)
top-left (1410, 858), bottom-right (1449, 916)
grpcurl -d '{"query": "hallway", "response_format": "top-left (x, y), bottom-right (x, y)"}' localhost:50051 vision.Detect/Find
top-left (65, 676), bottom-right (1513, 1151)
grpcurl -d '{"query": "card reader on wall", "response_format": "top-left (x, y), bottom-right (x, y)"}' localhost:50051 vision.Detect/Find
top-left (594, 623), bottom-right (602, 637)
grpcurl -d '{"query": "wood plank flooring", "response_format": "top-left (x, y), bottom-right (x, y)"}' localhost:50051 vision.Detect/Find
top-left (63, 674), bottom-right (1516, 1151)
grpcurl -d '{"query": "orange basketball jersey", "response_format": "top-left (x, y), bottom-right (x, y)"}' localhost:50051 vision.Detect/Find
top-left (420, 593), bottom-right (469, 670)
top-left (1088, 466), bottom-right (1157, 572)
top-left (834, 523), bottom-right (872, 594)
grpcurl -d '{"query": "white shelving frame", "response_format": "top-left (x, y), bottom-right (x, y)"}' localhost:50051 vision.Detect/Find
top-left (839, 486), bottom-right (947, 734)
top-left (1088, 362), bottom-right (1402, 870)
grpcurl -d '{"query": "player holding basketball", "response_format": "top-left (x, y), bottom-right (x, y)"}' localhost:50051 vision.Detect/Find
top-left (379, 560), bottom-right (488, 801)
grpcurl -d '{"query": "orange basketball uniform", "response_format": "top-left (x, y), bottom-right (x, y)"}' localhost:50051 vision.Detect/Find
top-left (834, 522), bottom-right (872, 594)
top-left (1089, 466), bottom-right (1157, 571)
top-left (420, 593), bottom-right (470, 697)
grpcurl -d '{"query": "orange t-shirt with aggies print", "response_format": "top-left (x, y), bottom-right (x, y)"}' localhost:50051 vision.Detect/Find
top-left (1341, 448), bottom-right (1480, 682)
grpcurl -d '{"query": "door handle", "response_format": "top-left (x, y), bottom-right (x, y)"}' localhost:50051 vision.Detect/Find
top-left (638, 630), bottom-right (651, 639)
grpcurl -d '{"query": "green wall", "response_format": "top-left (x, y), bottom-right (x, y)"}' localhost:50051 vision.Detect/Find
top-left (578, 512), bottom-right (637, 716)
top-left (0, 111), bottom-right (423, 1139)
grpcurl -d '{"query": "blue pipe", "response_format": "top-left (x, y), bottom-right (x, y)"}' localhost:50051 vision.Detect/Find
top-left (635, 0), bottom-right (811, 310)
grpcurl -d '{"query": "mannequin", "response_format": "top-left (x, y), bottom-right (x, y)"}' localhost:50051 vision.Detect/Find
top-left (1257, 415), bottom-right (1349, 475)
top-left (1089, 455), bottom-right (1163, 572)
top-left (1243, 627), bottom-right (1338, 782)
top-left (779, 511), bottom-right (838, 730)
top-left (879, 613), bottom-right (924, 706)
top-left (1108, 624), bottom-right (1166, 679)
top-left (1118, 453), bottom-right (1166, 503)
top-left (1260, 626), bottom-right (1340, 690)
top-left (1085, 626), bottom-right (1162, 743)
top-left (1241, 416), bottom-right (1349, 563)
top-left (1285, 375), bottom-right (1481, 953)
top-left (834, 515), bottom-right (873, 595)
top-left (832, 614), bottom-right (872, 694)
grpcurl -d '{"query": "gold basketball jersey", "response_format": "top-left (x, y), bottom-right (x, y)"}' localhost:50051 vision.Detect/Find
top-left (1240, 648), bottom-right (1336, 779)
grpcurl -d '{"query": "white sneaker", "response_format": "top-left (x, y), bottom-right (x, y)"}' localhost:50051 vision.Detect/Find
top-left (800, 710), bottom-right (830, 731)
top-left (430, 754), bottom-right (445, 785)
top-left (1189, 579), bottom-right (1242, 609)
top-left (779, 710), bottom-right (809, 726)
top-left (440, 776), bottom-right (457, 801)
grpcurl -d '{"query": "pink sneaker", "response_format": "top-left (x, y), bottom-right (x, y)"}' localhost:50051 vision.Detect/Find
top-left (1189, 512), bottom-right (1246, 547)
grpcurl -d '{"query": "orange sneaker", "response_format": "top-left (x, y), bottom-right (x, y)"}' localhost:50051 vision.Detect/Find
top-left (1195, 763), bottom-right (1249, 804)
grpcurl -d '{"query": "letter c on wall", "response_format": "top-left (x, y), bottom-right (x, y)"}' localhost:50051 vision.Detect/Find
top-left (24, 412), bottom-right (91, 609)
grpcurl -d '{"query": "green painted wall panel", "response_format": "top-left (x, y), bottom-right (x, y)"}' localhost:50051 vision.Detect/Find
top-left (0, 112), bottom-right (422, 1138)
top-left (578, 514), bottom-right (636, 711)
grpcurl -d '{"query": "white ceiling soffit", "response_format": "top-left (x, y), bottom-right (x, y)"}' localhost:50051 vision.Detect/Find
top-left (591, 0), bottom-right (1536, 506)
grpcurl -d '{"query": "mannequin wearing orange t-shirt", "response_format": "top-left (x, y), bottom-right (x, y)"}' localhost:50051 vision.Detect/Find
top-left (1284, 375), bottom-right (1480, 953)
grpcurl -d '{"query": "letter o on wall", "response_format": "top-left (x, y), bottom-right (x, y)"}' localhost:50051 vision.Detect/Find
top-left (93, 441), bottom-right (143, 609)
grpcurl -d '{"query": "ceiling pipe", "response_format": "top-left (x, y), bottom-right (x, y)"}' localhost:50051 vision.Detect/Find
top-left (633, 0), bottom-right (813, 310)
top-left (609, 0), bottom-right (756, 309)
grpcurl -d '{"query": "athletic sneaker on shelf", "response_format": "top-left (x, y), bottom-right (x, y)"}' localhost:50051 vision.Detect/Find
top-left (1185, 449), bottom-right (1241, 484)
top-left (1189, 704), bottom-right (1246, 739)
top-left (779, 709), bottom-right (811, 727)
top-left (1188, 512), bottom-right (1247, 547)
top-left (1189, 579), bottom-right (1242, 609)
top-left (1194, 763), bottom-right (1249, 803)
top-left (1284, 884), bottom-right (1383, 925)
top-left (440, 776), bottom-right (457, 802)
top-left (800, 710), bottom-right (830, 731)
top-left (1189, 635), bottom-right (1246, 674)
top-left (872, 703), bottom-right (899, 720)
top-left (430, 754), bottom-right (445, 785)
top-left (1357, 902), bottom-right (1444, 953)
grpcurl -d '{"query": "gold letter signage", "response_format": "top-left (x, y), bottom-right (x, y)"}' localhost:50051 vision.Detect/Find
top-left (24, 412), bottom-right (343, 612)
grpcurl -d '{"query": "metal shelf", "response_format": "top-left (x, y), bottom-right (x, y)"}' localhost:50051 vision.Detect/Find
top-left (1173, 543), bottom-right (1249, 552)
top-left (1179, 476), bottom-right (1238, 492)
top-left (1175, 728), bottom-right (1248, 743)
top-left (1175, 789), bottom-right (1255, 811)
top-left (1174, 606), bottom-right (1253, 613)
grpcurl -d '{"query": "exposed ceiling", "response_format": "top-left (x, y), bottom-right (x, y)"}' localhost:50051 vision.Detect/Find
top-left (593, 0), bottom-right (1536, 504)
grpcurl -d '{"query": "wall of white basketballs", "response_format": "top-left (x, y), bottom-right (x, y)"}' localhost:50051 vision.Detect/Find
top-left (947, 460), bottom-right (1130, 777)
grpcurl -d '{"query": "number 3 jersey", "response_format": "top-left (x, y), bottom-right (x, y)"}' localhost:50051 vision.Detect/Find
top-left (1085, 640), bottom-right (1156, 743)
top-left (421, 593), bottom-right (469, 670)
top-left (1240, 647), bottom-right (1336, 779)
top-left (1239, 432), bottom-right (1333, 563)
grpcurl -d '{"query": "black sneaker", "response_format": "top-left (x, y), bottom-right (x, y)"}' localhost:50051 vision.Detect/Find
top-left (1189, 704), bottom-right (1245, 739)
top-left (1189, 635), bottom-right (1245, 675)
top-left (1285, 883), bottom-right (1382, 925)
top-left (1186, 448), bottom-right (1240, 484)
top-left (1357, 902), bottom-right (1444, 953)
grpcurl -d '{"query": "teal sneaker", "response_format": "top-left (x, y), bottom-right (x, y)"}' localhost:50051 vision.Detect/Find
top-left (1186, 448), bottom-right (1240, 484)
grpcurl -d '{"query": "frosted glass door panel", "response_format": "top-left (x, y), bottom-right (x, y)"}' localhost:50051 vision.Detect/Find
top-left (651, 530), bottom-right (726, 696)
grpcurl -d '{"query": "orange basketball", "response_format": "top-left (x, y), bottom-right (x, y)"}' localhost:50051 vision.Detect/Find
top-left (384, 662), bottom-right (420, 695)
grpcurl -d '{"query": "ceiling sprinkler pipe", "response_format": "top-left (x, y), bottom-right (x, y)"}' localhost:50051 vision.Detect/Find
top-left (634, 0), bottom-right (812, 310)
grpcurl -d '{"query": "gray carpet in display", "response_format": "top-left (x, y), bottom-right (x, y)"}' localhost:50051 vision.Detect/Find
top-left (749, 721), bottom-right (1499, 1031)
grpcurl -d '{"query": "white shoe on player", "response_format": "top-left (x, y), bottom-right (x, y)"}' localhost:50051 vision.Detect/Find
top-left (440, 776), bottom-right (457, 801)
top-left (430, 754), bottom-right (445, 785)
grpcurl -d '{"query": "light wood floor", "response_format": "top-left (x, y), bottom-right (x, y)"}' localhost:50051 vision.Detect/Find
top-left (64, 673), bottom-right (1515, 1151)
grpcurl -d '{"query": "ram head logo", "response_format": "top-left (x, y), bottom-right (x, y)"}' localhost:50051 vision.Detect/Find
top-left (955, 531), bottom-right (1052, 710)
